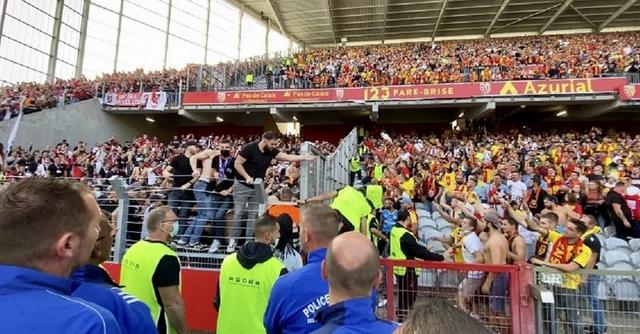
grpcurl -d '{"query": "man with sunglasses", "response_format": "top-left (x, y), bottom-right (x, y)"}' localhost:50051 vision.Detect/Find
top-left (120, 206), bottom-right (187, 334)
top-left (72, 210), bottom-right (156, 333)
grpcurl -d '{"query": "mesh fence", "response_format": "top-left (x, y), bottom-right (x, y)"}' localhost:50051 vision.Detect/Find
top-left (533, 267), bottom-right (640, 334)
top-left (102, 176), bottom-right (267, 269)
top-left (380, 259), bottom-right (520, 334)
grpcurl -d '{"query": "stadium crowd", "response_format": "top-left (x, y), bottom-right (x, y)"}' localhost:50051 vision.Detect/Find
top-left (265, 31), bottom-right (640, 88)
top-left (2, 125), bottom-right (640, 333)
top-left (3, 31), bottom-right (640, 120)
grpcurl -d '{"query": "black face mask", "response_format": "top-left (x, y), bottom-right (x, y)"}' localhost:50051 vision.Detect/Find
top-left (221, 150), bottom-right (230, 158)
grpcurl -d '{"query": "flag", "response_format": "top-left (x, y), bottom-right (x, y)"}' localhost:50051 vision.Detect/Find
top-left (5, 107), bottom-right (23, 153)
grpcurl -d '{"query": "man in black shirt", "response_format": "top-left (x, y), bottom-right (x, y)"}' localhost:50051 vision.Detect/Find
top-left (230, 131), bottom-right (315, 253)
top-left (48, 156), bottom-right (68, 178)
top-left (163, 141), bottom-right (200, 238)
top-left (606, 181), bottom-right (639, 239)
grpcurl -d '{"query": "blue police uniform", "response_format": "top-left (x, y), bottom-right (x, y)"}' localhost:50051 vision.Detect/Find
top-left (264, 248), bottom-right (330, 334)
top-left (0, 264), bottom-right (122, 334)
top-left (311, 297), bottom-right (398, 334)
top-left (71, 264), bottom-right (157, 334)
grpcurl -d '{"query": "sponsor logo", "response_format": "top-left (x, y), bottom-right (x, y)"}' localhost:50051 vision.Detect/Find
top-left (217, 92), bottom-right (226, 103)
top-left (336, 89), bottom-right (344, 99)
top-left (499, 79), bottom-right (594, 95)
top-left (480, 82), bottom-right (491, 95)
top-left (624, 85), bottom-right (636, 99)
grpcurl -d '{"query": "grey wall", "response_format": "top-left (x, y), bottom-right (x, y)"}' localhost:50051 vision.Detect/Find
top-left (0, 99), bottom-right (179, 149)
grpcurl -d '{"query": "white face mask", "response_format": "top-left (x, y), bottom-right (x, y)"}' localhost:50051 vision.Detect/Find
top-left (271, 237), bottom-right (280, 251)
top-left (168, 222), bottom-right (179, 239)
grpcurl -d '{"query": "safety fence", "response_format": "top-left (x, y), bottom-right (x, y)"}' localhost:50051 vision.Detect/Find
top-left (379, 259), bottom-right (534, 334)
top-left (531, 267), bottom-right (640, 334)
top-left (299, 127), bottom-right (357, 199)
top-left (107, 177), bottom-right (268, 268)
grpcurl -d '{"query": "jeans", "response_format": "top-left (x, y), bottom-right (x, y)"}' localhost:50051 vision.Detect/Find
top-left (583, 275), bottom-right (606, 334)
top-left (231, 180), bottom-right (259, 239)
top-left (543, 286), bottom-right (583, 334)
top-left (211, 193), bottom-right (233, 241)
top-left (181, 180), bottom-right (211, 245)
top-left (168, 189), bottom-right (193, 236)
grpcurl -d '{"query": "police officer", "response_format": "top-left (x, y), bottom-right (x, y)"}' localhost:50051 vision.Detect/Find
top-left (216, 215), bottom-right (288, 334)
top-left (302, 185), bottom-right (371, 235)
top-left (72, 210), bottom-right (157, 334)
top-left (0, 178), bottom-right (121, 333)
top-left (120, 206), bottom-right (188, 334)
top-left (313, 232), bottom-right (398, 333)
top-left (390, 209), bottom-right (444, 321)
top-left (264, 203), bottom-right (340, 333)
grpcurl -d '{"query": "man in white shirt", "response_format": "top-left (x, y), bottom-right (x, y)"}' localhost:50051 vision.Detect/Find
top-left (507, 172), bottom-right (528, 200)
top-left (445, 217), bottom-right (483, 315)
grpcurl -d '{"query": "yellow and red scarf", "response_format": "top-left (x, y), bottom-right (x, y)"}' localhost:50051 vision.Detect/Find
top-left (549, 237), bottom-right (584, 265)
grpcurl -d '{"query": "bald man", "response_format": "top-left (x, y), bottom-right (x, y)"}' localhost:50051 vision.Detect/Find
top-left (312, 232), bottom-right (398, 334)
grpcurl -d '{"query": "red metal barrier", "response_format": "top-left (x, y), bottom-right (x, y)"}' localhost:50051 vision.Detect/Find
top-left (379, 259), bottom-right (534, 334)
top-left (103, 262), bottom-right (219, 333)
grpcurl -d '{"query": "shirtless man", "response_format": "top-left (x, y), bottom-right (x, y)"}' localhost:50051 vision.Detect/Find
top-left (504, 201), bottom-right (559, 261)
top-left (480, 210), bottom-right (509, 327)
top-left (499, 200), bottom-right (526, 263)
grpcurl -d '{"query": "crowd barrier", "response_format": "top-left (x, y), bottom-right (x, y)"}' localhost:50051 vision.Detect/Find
top-left (379, 259), bottom-right (535, 334)
top-left (300, 127), bottom-right (357, 199)
top-left (531, 267), bottom-right (640, 334)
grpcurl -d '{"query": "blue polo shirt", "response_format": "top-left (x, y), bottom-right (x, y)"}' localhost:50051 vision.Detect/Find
top-left (312, 297), bottom-right (398, 334)
top-left (72, 264), bottom-right (157, 334)
top-left (264, 248), bottom-right (330, 334)
top-left (0, 264), bottom-right (122, 333)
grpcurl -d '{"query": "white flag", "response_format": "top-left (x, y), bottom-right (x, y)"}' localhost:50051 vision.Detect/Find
top-left (5, 109), bottom-right (23, 153)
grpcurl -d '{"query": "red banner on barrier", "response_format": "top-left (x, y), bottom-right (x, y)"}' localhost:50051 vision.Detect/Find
top-left (183, 78), bottom-right (628, 105)
top-left (619, 84), bottom-right (640, 100)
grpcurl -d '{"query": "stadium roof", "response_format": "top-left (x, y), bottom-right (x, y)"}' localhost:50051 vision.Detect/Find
top-left (236, 0), bottom-right (640, 46)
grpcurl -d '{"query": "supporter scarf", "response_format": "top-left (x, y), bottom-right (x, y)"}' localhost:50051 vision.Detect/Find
top-left (581, 226), bottom-right (602, 241)
top-left (535, 234), bottom-right (550, 259)
top-left (528, 188), bottom-right (542, 210)
top-left (548, 237), bottom-right (584, 265)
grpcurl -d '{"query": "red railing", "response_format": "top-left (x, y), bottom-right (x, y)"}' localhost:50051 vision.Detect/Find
top-left (379, 259), bottom-right (535, 334)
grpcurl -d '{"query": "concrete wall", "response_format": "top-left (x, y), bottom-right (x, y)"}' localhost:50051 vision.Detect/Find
top-left (0, 99), bottom-right (179, 148)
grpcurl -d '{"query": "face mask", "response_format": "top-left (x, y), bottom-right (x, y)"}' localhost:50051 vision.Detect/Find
top-left (221, 150), bottom-right (230, 158)
top-left (169, 223), bottom-right (179, 238)
top-left (271, 237), bottom-right (279, 251)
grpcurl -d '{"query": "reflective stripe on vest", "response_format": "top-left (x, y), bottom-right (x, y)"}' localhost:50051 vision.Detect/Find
top-left (389, 226), bottom-right (420, 277)
top-left (217, 253), bottom-right (284, 334)
top-left (366, 185), bottom-right (383, 209)
top-left (120, 240), bottom-right (181, 334)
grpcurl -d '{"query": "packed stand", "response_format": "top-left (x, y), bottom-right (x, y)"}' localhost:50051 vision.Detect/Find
top-left (340, 126), bottom-right (640, 333)
top-left (0, 133), bottom-right (335, 252)
top-left (0, 77), bottom-right (96, 120)
top-left (266, 31), bottom-right (640, 89)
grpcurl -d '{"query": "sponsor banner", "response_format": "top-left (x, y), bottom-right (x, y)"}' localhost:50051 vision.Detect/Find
top-left (619, 84), bottom-right (640, 101)
top-left (182, 78), bottom-right (628, 105)
top-left (104, 92), bottom-right (144, 107)
top-left (104, 92), bottom-right (168, 110)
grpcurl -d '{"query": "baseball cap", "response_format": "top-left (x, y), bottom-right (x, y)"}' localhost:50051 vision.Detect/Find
top-left (483, 210), bottom-right (501, 229)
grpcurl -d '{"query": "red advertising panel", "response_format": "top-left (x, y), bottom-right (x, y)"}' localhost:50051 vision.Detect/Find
top-left (183, 78), bottom-right (628, 105)
top-left (619, 84), bottom-right (640, 100)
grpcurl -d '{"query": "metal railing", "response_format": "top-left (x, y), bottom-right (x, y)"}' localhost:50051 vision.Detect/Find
top-left (109, 177), bottom-right (267, 269)
top-left (531, 266), bottom-right (640, 334)
top-left (299, 127), bottom-right (357, 199)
